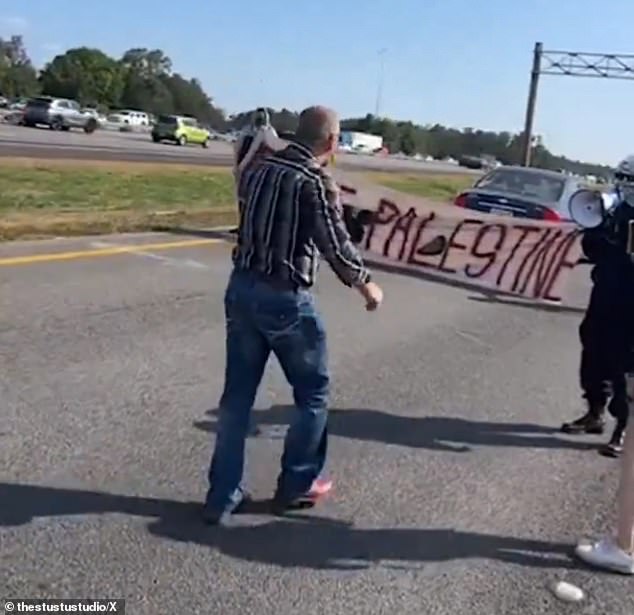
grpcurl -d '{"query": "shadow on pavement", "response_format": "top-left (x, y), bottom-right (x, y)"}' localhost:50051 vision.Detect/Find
top-left (194, 406), bottom-right (596, 453)
top-left (0, 482), bottom-right (578, 571)
top-left (467, 293), bottom-right (585, 315)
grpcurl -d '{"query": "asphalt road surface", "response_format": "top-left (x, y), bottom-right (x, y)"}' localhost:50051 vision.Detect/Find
top-left (1, 232), bottom-right (630, 614)
top-left (0, 123), bottom-right (480, 175)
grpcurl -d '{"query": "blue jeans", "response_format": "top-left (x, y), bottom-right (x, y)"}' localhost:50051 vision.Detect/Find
top-left (205, 269), bottom-right (330, 514)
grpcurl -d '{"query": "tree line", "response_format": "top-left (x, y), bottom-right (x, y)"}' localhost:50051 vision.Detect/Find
top-left (0, 36), bottom-right (225, 128)
top-left (227, 109), bottom-right (609, 177)
top-left (0, 36), bottom-right (608, 176)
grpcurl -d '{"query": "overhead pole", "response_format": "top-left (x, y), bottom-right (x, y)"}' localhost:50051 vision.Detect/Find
top-left (520, 42), bottom-right (634, 167)
top-left (521, 42), bottom-right (542, 167)
top-left (375, 48), bottom-right (387, 117)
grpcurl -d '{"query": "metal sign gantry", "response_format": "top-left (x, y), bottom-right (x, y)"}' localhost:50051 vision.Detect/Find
top-left (521, 42), bottom-right (634, 166)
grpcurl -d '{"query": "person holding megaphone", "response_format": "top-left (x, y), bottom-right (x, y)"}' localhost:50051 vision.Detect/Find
top-left (561, 230), bottom-right (629, 457)
top-left (565, 155), bottom-right (634, 573)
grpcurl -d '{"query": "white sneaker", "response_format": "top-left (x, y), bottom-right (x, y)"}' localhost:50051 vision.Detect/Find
top-left (575, 537), bottom-right (634, 574)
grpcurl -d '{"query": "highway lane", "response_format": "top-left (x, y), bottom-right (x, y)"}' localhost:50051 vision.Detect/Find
top-left (0, 124), bottom-right (233, 166)
top-left (1, 232), bottom-right (630, 614)
top-left (0, 123), bottom-right (481, 175)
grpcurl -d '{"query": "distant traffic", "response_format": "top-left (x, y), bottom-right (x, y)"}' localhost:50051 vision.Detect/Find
top-left (0, 94), bottom-right (611, 191)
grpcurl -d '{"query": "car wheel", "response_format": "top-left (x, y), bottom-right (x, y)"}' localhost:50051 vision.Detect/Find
top-left (83, 118), bottom-right (98, 134)
top-left (61, 126), bottom-right (71, 132)
top-left (152, 135), bottom-right (160, 143)
top-left (50, 117), bottom-right (63, 131)
top-left (202, 138), bottom-right (209, 149)
top-left (178, 135), bottom-right (187, 146)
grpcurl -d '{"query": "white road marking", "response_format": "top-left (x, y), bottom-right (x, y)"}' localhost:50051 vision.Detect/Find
top-left (453, 329), bottom-right (491, 348)
top-left (90, 240), bottom-right (209, 270)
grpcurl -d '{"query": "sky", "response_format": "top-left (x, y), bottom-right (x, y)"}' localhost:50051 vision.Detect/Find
top-left (2, 0), bottom-right (634, 166)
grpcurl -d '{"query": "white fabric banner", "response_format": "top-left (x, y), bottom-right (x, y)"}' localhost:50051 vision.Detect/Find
top-left (331, 168), bottom-right (583, 304)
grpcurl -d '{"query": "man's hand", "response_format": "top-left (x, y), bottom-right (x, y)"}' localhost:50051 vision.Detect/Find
top-left (357, 281), bottom-right (384, 311)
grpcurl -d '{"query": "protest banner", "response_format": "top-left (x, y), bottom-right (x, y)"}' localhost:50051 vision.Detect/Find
top-left (330, 168), bottom-right (583, 304)
top-left (235, 136), bottom-right (583, 304)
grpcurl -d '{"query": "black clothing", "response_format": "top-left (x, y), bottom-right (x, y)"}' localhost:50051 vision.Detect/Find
top-left (577, 200), bottom-right (634, 434)
top-left (581, 201), bottom-right (634, 376)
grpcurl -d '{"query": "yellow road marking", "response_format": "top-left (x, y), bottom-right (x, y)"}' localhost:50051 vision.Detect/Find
top-left (0, 238), bottom-right (227, 267)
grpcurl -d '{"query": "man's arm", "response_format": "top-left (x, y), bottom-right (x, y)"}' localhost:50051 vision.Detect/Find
top-left (302, 171), bottom-right (372, 287)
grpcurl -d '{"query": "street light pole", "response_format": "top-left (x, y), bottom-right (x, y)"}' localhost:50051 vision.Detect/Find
top-left (375, 48), bottom-right (387, 117)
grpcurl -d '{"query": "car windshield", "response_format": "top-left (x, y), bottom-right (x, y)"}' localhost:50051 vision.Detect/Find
top-left (475, 168), bottom-right (566, 202)
top-left (158, 115), bottom-right (177, 125)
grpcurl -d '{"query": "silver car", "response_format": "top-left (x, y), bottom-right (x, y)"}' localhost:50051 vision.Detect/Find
top-left (453, 165), bottom-right (584, 222)
top-left (22, 96), bottom-right (98, 133)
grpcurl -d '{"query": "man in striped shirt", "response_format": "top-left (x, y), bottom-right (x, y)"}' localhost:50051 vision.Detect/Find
top-left (203, 105), bottom-right (383, 524)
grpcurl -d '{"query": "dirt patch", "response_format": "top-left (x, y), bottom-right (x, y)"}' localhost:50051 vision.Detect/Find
top-left (0, 157), bottom-right (232, 174)
top-left (0, 208), bottom-right (237, 241)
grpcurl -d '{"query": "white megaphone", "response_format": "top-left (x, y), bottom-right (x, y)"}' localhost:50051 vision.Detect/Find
top-left (568, 189), bottom-right (616, 228)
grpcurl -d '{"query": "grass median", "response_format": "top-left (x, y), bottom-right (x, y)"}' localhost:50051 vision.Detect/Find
top-left (367, 172), bottom-right (475, 200)
top-left (0, 158), bottom-right (237, 240)
top-left (0, 158), bottom-right (476, 240)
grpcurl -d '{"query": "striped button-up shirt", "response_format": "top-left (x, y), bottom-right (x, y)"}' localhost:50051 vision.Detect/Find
top-left (233, 140), bottom-right (371, 289)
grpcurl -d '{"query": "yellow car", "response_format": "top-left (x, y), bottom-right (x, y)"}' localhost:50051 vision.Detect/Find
top-left (151, 115), bottom-right (210, 147)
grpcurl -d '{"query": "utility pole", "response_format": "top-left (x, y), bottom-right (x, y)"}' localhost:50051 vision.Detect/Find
top-left (521, 42), bottom-right (542, 167)
top-left (375, 48), bottom-right (387, 117)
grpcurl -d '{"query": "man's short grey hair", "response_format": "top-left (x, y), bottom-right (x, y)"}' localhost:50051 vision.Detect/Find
top-left (295, 106), bottom-right (339, 148)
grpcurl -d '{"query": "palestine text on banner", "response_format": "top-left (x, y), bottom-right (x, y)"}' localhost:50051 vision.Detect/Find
top-left (332, 169), bottom-right (583, 304)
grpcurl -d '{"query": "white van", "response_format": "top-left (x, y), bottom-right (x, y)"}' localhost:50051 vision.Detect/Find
top-left (107, 109), bottom-right (149, 126)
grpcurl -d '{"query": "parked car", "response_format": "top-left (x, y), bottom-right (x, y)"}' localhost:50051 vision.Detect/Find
top-left (22, 97), bottom-right (98, 133)
top-left (453, 165), bottom-right (584, 222)
top-left (151, 115), bottom-right (210, 147)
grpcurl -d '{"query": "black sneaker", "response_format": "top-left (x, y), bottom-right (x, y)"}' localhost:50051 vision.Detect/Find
top-left (271, 478), bottom-right (333, 516)
top-left (599, 431), bottom-right (625, 458)
top-left (561, 411), bottom-right (605, 435)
